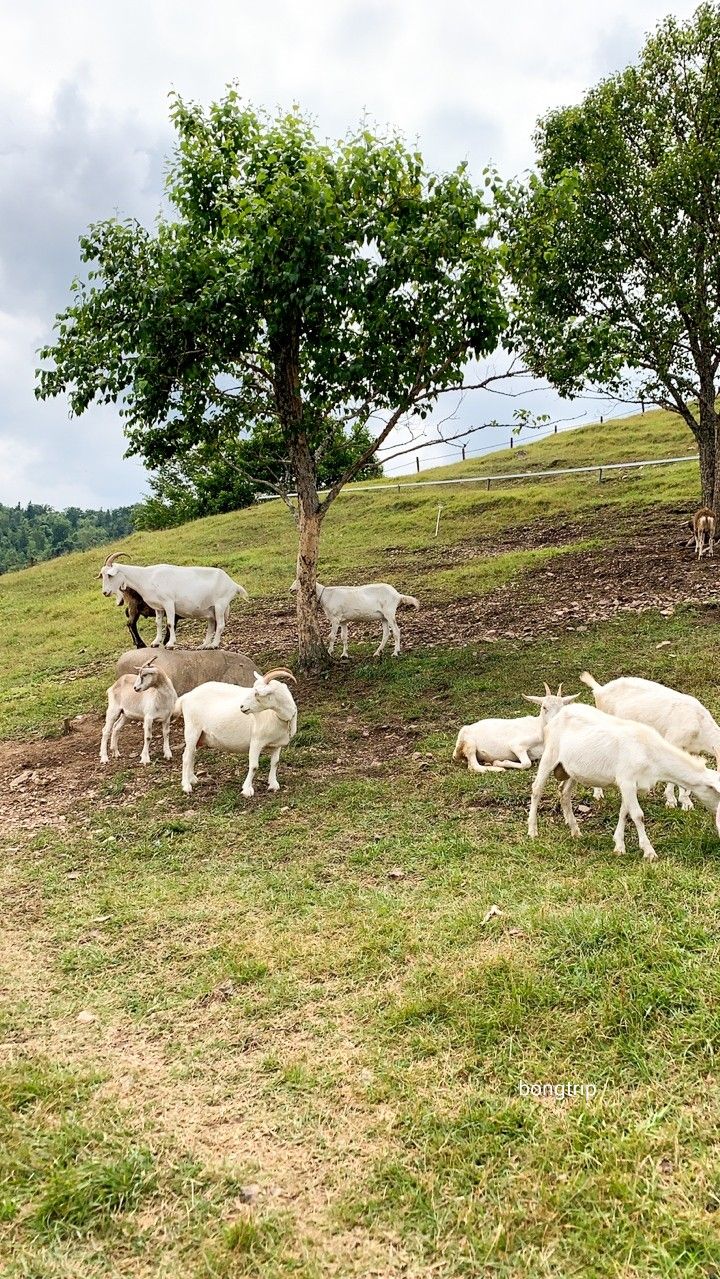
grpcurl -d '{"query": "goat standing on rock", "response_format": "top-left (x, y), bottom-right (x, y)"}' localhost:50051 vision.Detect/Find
top-left (290, 579), bottom-right (419, 657)
top-left (100, 660), bottom-right (177, 765)
top-left (177, 669), bottom-right (298, 798)
top-left (99, 552), bottom-right (248, 648)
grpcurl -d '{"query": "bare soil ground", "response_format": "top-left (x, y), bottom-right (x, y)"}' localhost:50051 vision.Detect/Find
top-left (2, 505), bottom-right (717, 834)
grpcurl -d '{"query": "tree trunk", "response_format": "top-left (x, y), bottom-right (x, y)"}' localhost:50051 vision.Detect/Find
top-left (698, 429), bottom-right (716, 510)
top-left (295, 502), bottom-right (327, 668)
top-left (271, 323), bottom-right (329, 669)
top-left (697, 387), bottom-right (720, 512)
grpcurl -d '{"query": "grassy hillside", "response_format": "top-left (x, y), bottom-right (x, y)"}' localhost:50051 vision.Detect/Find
top-left (3, 408), bottom-right (720, 1278)
top-left (0, 408), bottom-right (702, 739)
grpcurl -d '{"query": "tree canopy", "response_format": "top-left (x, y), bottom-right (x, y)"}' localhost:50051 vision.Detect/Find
top-left (0, 503), bottom-right (134, 575)
top-left (501, 2), bottom-right (720, 507)
top-left (37, 92), bottom-right (506, 663)
top-left (134, 421), bottom-right (382, 531)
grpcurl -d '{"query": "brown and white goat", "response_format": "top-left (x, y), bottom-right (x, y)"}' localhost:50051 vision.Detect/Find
top-left (100, 660), bottom-right (178, 765)
top-left (692, 507), bottom-right (715, 559)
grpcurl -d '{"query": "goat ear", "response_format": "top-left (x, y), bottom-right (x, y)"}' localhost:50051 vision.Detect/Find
top-left (523, 694), bottom-right (544, 705)
top-left (562, 693), bottom-right (580, 704)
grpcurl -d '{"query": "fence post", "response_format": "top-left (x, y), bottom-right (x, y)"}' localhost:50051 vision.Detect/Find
top-left (554, 423), bottom-right (558, 433)
top-left (462, 445), bottom-right (466, 461)
top-left (598, 467), bottom-right (603, 483)
top-left (510, 436), bottom-right (513, 449)
top-left (416, 456), bottom-right (420, 473)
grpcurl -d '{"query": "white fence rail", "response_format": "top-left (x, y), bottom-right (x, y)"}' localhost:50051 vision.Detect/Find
top-left (256, 453), bottom-right (697, 502)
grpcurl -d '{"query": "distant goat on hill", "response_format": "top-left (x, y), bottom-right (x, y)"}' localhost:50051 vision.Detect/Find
top-left (692, 507), bottom-right (715, 558)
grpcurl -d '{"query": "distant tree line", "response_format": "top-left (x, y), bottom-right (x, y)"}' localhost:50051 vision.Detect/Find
top-left (0, 503), bottom-right (134, 574)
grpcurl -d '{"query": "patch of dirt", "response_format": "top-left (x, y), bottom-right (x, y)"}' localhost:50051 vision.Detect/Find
top-left (1, 504), bottom-right (717, 834)
top-left (218, 504), bottom-right (720, 655)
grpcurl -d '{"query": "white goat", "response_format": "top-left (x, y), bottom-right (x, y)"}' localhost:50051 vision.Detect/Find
top-left (290, 579), bottom-right (419, 657)
top-left (99, 552), bottom-right (249, 649)
top-left (177, 669), bottom-right (297, 798)
top-left (100, 659), bottom-right (177, 765)
top-left (528, 703), bottom-right (720, 861)
top-left (580, 671), bottom-right (720, 811)
top-left (453, 683), bottom-right (580, 772)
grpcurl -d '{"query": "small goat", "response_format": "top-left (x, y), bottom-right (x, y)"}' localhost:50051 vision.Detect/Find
top-left (528, 703), bottom-right (720, 860)
top-left (118, 586), bottom-right (172, 648)
top-left (692, 507), bottom-right (716, 558)
top-left (290, 579), bottom-right (419, 657)
top-left (100, 659), bottom-right (177, 765)
top-left (177, 669), bottom-right (297, 798)
top-left (580, 671), bottom-right (720, 810)
top-left (453, 683), bottom-right (579, 772)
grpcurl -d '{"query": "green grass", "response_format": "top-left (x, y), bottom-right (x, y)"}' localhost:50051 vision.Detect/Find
top-left (2, 409), bottom-right (720, 1276)
top-left (0, 406), bottom-right (700, 739)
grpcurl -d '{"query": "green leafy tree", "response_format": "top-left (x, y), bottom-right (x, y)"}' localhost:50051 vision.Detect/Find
top-left (36, 92), bottom-right (505, 665)
top-left (134, 420), bottom-right (382, 531)
top-left (501, 3), bottom-right (720, 508)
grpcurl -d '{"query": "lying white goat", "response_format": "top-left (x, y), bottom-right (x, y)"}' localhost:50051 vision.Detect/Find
top-left (453, 683), bottom-right (579, 772)
top-left (100, 659), bottom-right (177, 765)
top-left (580, 671), bottom-right (720, 810)
top-left (177, 669), bottom-right (297, 798)
top-left (528, 703), bottom-right (720, 861)
top-left (290, 579), bottom-right (419, 657)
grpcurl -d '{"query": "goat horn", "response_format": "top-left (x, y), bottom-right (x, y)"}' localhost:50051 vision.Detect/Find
top-left (263, 668), bottom-right (297, 685)
top-left (103, 551), bottom-right (129, 567)
top-left (543, 682), bottom-right (552, 697)
top-left (557, 683), bottom-right (563, 696)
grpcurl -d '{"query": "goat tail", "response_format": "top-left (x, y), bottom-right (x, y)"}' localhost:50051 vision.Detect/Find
top-left (399, 594), bottom-right (420, 609)
top-left (172, 696), bottom-right (184, 719)
top-left (579, 671), bottom-right (601, 693)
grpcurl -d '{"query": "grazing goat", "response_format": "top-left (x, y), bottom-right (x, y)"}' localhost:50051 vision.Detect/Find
top-left (99, 552), bottom-right (248, 649)
top-left (692, 507), bottom-right (716, 558)
top-left (453, 683), bottom-right (579, 772)
top-left (100, 659), bottom-right (177, 766)
top-left (116, 647), bottom-right (258, 697)
top-left (580, 671), bottom-right (720, 810)
top-left (528, 703), bottom-right (720, 861)
top-left (290, 579), bottom-right (419, 657)
top-left (177, 669), bottom-right (297, 798)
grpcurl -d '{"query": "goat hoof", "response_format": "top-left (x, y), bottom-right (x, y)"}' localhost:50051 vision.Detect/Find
top-left (268, 782), bottom-right (280, 793)
top-left (643, 851), bottom-right (659, 862)
top-left (242, 787), bottom-right (255, 799)
top-left (681, 800), bottom-right (694, 812)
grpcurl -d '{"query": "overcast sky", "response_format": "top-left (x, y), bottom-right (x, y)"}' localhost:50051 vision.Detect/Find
top-left (0, 0), bottom-right (699, 508)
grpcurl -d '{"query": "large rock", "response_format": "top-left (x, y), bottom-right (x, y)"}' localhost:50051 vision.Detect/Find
top-left (115, 648), bottom-right (260, 697)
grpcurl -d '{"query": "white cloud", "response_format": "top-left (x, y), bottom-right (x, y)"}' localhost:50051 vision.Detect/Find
top-left (0, 0), bottom-right (701, 506)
